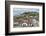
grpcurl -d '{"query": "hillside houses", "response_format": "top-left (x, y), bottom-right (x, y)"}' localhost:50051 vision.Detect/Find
top-left (13, 12), bottom-right (39, 27)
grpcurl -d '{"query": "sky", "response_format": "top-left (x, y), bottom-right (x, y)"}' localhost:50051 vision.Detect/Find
top-left (13, 8), bottom-right (39, 16)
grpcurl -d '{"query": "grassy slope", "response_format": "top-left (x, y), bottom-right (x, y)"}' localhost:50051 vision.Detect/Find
top-left (14, 12), bottom-right (39, 19)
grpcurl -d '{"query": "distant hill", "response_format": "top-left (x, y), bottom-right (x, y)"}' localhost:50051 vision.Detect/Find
top-left (21, 12), bottom-right (39, 16)
top-left (14, 12), bottom-right (39, 19)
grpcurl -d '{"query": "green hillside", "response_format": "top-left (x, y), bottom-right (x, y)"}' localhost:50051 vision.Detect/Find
top-left (14, 12), bottom-right (39, 19)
